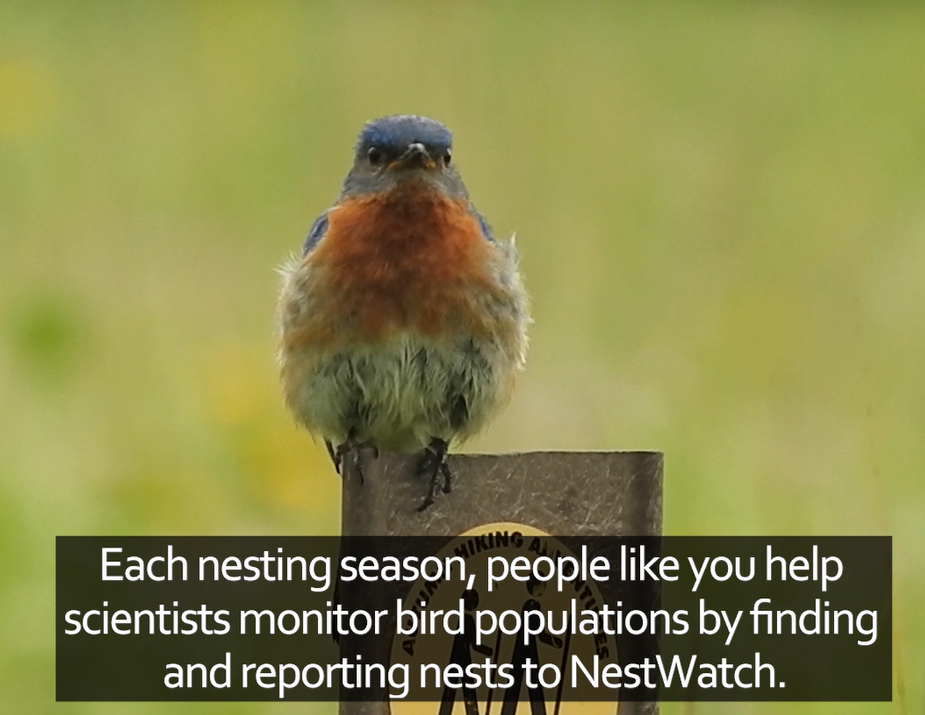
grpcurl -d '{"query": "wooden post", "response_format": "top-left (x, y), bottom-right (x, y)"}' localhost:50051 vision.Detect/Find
top-left (341, 450), bottom-right (663, 715)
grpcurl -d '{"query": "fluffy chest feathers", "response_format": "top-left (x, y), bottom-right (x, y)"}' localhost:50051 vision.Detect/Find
top-left (276, 182), bottom-right (528, 449)
top-left (308, 186), bottom-right (498, 342)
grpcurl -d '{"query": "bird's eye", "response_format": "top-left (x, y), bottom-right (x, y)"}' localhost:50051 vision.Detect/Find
top-left (443, 149), bottom-right (452, 167)
top-left (367, 147), bottom-right (383, 165)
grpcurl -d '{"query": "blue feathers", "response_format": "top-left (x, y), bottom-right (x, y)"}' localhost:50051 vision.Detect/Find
top-left (302, 212), bottom-right (329, 256)
top-left (357, 115), bottom-right (452, 156)
top-left (302, 116), bottom-right (493, 255)
top-left (473, 209), bottom-right (495, 243)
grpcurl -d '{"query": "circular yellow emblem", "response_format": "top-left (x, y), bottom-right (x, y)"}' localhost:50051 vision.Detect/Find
top-left (390, 522), bottom-right (620, 715)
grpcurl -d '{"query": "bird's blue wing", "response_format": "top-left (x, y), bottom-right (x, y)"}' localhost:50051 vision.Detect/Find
top-left (470, 207), bottom-right (496, 243)
top-left (302, 212), bottom-right (330, 256)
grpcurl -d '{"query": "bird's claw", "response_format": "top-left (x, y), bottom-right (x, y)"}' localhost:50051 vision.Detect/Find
top-left (416, 438), bottom-right (452, 511)
top-left (327, 436), bottom-right (378, 484)
top-left (325, 440), bottom-right (340, 474)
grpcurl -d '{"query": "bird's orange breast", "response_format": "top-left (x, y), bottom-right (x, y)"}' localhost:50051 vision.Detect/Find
top-left (305, 184), bottom-right (501, 345)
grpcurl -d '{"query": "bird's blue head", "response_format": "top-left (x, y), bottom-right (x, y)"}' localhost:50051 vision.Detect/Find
top-left (341, 115), bottom-right (468, 200)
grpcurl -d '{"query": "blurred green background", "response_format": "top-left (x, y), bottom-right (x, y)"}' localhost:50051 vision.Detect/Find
top-left (1, 1), bottom-right (922, 713)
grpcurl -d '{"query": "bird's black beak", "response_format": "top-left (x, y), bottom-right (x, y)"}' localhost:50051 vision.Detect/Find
top-left (391, 142), bottom-right (436, 170)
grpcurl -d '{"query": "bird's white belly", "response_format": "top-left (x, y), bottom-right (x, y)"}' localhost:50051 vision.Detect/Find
top-left (289, 332), bottom-right (508, 452)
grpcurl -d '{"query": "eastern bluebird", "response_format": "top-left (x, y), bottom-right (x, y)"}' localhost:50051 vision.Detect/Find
top-left (276, 115), bottom-right (529, 509)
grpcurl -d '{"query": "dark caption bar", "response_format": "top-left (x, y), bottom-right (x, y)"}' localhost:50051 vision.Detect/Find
top-left (55, 535), bottom-right (891, 702)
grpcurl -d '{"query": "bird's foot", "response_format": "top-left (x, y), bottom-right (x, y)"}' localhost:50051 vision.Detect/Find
top-left (416, 437), bottom-right (452, 511)
top-left (324, 440), bottom-right (340, 473)
top-left (329, 435), bottom-right (378, 484)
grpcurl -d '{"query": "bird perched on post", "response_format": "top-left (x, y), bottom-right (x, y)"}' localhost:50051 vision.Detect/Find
top-left (276, 115), bottom-right (529, 509)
